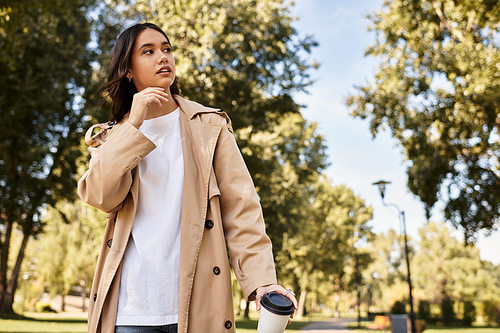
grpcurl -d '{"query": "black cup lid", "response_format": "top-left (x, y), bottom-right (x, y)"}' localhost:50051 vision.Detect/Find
top-left (261, 292), bottom-right (295, 316)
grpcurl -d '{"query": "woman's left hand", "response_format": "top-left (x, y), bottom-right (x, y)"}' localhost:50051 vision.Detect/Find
top-left (254, 284), bottom-right (298, 321)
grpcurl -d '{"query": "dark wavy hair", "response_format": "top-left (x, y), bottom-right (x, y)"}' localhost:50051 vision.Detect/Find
top-left (101, 23), bottom-right (180, 123)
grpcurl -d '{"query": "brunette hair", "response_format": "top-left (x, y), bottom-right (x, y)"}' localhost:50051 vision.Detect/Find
top-left (101, 22), bottom-right (180, 123)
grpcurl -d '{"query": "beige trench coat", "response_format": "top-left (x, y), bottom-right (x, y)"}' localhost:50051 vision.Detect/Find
top-left (78, 95), bottom-right (277, 333)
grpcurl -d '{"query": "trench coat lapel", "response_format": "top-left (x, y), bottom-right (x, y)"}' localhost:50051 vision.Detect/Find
top-left (176, 97), bottom-right (224, 332)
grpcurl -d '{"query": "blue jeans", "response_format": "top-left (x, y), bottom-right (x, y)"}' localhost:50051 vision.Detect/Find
top-left (115, 324), bottom-right (178, 333)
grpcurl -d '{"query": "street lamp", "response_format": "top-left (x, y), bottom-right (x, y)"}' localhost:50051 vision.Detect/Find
top-left (372, 180), bottom-right (416, 333)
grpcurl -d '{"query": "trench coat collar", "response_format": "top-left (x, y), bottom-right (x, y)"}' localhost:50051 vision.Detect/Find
top-left (173, 95), bottom-right (221, 119)
top-left (118, 94), bottom-right (220, 123)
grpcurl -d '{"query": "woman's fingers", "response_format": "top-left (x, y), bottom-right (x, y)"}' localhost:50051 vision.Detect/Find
top-left (255, 284), bottom-right (298, 311)
top-left (128, 87), bottom-right (171, 128)
top-left (254, 284), bottom-right (298, 325)
top-left (255, 293), bottom-right (263, 311)
top-left (152, 93), bottom-right (169, 106)
top-left (141, 87), bottom-right (169, 105)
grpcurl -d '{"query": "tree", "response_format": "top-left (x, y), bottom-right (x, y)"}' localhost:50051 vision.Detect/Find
top-left (441, 297), bottom-right (455, 325)
top-left (0, 0), bottom-right (96, 313)
top-left (237, 113), bottom-right (328, 254)
top-left (413, 222), bottom-right (484, 305)
top-left (228, 113), bottom-right (330, 318)
top-left (275, 177), bottom-right (373, 318)
top-left (478, 261), bottom-right (500, 305)
top-left (346, 0), bottom-right (500, 243)
top-left (363, 229), bottom-right (412, 313)
top-left (133, 0), bottom-right (318, 131)
top-left (463, 301), bottom-right (476, 326)
top-left (19, 198), bottom-right (107, 312)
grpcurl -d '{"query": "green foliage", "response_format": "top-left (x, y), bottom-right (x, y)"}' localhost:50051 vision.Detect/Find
top-left (275, 176), bottom-right (373, 311)
top-left (478, 261), bottom-right (500, 306)
top-left (463, 301), bottom-right (476, 326)
top-left (130, 0), bottom-right (318, 132)
top-left (362, 229), bottom-right (412, 312)
top-left (346, 0), bottom-right (500, 243)
top-left (441, 297), bottom-right (455, 325)
top-left (419, 300), bottom-right (432, 321)
top-left (391, 300), bottom-right (407, 314)
top-left (482, 301), bottom-right (500, 325)
top-left (364, 222), bottom-right (500, 317)
top-left (0, 0), bottom-right (98, 312)
top-left (237, 113), bottom-right (329, 255)
top-left (0, 0), bottom-right (96, 231)
top-left (19, 198), bottom-right (106, 309)
top-left (413, 222), bottom-right (485, 304)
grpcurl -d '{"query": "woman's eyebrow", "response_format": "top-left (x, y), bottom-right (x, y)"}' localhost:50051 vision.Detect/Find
top-left (138, 41), bottom-right (170, 50)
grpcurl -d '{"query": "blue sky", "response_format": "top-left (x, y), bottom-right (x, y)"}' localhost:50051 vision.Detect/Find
top-left (290, 0), bottom-right (500, 264)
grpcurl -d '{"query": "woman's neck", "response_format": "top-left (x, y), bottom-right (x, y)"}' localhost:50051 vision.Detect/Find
top-left (144, 95), bottom-right (179, 120)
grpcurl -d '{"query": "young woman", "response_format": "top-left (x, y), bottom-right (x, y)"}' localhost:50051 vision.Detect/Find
top-left (78, 22), bottom-right (297, 333)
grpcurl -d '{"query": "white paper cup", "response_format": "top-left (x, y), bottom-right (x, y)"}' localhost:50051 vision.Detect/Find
top-left (257, 292), bottom-right (295, 333)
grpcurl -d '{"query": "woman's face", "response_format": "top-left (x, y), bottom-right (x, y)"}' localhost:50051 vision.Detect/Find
top-left (128, 28), bottom-right (176, 92)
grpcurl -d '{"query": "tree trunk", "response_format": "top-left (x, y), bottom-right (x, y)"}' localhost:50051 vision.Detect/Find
top-left (0, 231), bottom-right (29, 313)
top-left (81, 274), bottom-right (87, 312)
top-left (244, 301), bottom-right (250, 318)
top-left (334, 293), bottom-right (340, 318)
top-left (0, 220), bottom-right (13, 305)
top-left (61, 294), bottom-right (66, 312)
top-left (296, 289), bottom-right (307, 319)
top-left (357, 287), bottom-right (361, 327)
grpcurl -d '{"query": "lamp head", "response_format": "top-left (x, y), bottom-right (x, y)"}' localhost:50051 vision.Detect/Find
top-left (372, 180), bottom-right (391, 199)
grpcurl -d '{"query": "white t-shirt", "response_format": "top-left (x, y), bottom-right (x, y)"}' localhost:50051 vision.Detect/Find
top-left (116, 108), bottom-right (183, 326)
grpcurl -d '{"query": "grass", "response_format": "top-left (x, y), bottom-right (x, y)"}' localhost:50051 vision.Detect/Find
top-left (5, 312), bottom-right (499, 333)
top-left (425, 328), bottom-right (500, 333)
top-left (347, 320), bottom-right (500, 333)
top-left (0, 312), bottom-right (314, 333)
top-left (234, 313), bottom-right (314, 332)
top-left (0, 313), bottom-right (88, 333)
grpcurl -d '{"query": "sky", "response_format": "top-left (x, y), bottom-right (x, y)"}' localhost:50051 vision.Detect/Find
top-left (290, 0), bottom-right (500, 264)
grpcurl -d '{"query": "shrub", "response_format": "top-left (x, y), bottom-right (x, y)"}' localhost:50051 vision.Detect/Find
top-left (483, 301), bottom-right (500, 325)
top-left (441, 297), bottom-right (455, 326)
top-left (391, 301), bottom-right (407, 314)
top-left (418, 300), bottom-right (431, 321)
top-left (415, 319), bottom-right (426, 333)
top-left (463, 301), bottom-right (476, 326)
top-left (34, 301), bottom-right (56, 313)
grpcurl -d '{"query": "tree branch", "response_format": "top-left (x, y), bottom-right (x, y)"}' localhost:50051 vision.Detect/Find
top-left (432, 1), bottom-right (464, 43)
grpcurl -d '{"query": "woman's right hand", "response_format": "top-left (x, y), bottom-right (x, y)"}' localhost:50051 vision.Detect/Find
top-left (128, 87), bottom-right (170, 128)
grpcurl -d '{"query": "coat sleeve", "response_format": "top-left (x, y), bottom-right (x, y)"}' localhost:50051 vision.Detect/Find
top-left (78, 121), bottom-right (156, 213)
top-left (213, 120), bottom-right (277, 300)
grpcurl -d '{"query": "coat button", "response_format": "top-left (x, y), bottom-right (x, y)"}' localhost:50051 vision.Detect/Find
top-left (224, 320), bottom-right (232, 329)
top-left (107, 239), bottom-right (112, 248)
top-left (213, 266), bottom-right (221, 275)
top-left (205, 220), bottom-right (214, 229)
top-left (93, 293), bottom-right (97, 302)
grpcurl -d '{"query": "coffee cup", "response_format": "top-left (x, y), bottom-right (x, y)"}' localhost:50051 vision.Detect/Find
top-left (257, 292), bottom-right (295, 333)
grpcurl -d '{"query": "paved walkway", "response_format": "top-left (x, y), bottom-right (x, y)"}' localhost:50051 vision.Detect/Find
top-left (299, 317), bottom-right (357, 332)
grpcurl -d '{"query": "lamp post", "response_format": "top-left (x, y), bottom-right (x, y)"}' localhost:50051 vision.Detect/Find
top-left (372, 180), bottom-right (416, 333)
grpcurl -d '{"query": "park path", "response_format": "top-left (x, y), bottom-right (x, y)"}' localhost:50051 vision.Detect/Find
top-left (299, 317), bottom-right (357, 332)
